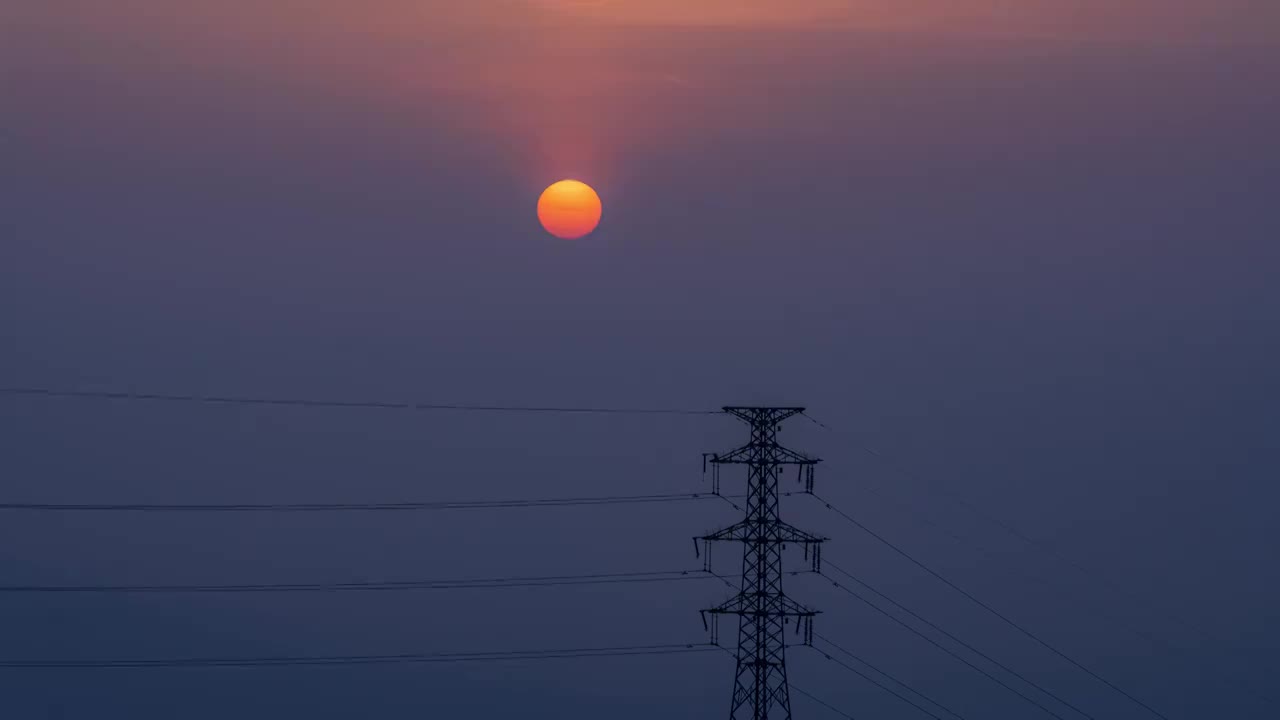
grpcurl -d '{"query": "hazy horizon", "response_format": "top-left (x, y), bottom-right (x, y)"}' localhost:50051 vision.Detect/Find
top-left (3, 1), bottom-right (1277, 718)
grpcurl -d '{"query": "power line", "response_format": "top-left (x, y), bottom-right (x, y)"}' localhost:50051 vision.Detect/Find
top-left (816, 571), bottom-right (1071, 720)
top-left (823, 561), bottom-right (1096, 720)
top-left (712, 643), bottom-right (857, 720)
top-left (0, 387), bottom-right (719, 416)
top-left (799, 411), bottom-right (831, 430)
top-left (0, 492), bottom-right (738, 513)
top-left (0, 642), bottom-right (718, 669)
top-left (0, 569), bottom-right (717, 594)
top-left (790, 683), bottom-right (860, 720)
top-left (803, 417), bottom-right (1146, 606)
top-left (704, 571), bottom-right (960, 720)
top-left (805, 644), bottom-right (949, 720)
top-left (810, 635), bottom-right (967, 720)
top-left (717, 493), bottom-right (1078, 719)
top-left (821, 434), bottom-right (1278, 711)
top-left (811, 494), bottom-right (1169, 720)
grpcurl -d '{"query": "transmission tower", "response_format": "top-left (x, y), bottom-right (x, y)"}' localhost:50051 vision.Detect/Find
top-left (698, 407), bottom-right (824, 720)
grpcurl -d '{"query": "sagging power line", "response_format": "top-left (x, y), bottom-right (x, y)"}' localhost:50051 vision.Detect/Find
top-left (811, 493), bottom-right (1168, 720)
top-left (812, 429), bottom-right (1279, 713)
top-left (822, 561), bottom-right (1095, 720)
top-left (810, 635), bottom-right (966, 720)
top-left (806, 643), bottom-right (952, 720)
top-left (705, 570), bottom-right (960, 720)
top-left (0, 387), bottom-right (719, 416)
top-left (0, 492), bottom-right (737, 513)
top-left (0, 642), bottom-right (718, 669)
top-left (0, 392), bottom-right (1187, 720)
top-left (816, 571), bottom-right (1071, 720)
top-left (0, 569), bottom-right (715, 594)
top-left (712, 645), bottom-right (856, 720)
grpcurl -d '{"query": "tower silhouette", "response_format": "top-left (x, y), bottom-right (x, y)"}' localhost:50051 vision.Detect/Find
top-left (700, 407), bottom-right (824, 720)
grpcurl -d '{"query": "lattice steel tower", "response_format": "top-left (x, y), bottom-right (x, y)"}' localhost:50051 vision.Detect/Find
top-left (699, 407), bottom-right (824, 720)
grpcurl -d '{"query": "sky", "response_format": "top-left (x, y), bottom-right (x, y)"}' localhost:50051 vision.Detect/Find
top-left (2, 1), bottom-right (1278, 717)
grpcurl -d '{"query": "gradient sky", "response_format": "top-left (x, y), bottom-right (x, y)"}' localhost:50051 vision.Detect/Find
top-left (3, 2), bottom-right (1278, 718)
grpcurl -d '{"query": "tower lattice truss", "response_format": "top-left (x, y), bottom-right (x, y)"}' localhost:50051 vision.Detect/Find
top-left (699, 407), bottom-right (824, 720)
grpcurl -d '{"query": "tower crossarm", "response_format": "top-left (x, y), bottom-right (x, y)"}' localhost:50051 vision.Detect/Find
top-left (722, 407), bottom-right (806, 424)
top-left (710, 445), bottom-right (818, 466)
top-left (705, 594), bottom-right (817, 619)
top-left (699, 521), bottom-right (825, 546)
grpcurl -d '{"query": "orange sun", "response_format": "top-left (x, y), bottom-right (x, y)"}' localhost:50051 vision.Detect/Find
top-left (537, 180), bottom-right (602, 239)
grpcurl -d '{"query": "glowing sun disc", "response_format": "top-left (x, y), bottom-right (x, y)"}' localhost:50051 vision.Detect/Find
top-left (538, 180), bottom-right (602, 239)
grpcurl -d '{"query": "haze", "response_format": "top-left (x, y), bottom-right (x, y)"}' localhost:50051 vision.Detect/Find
top-left (2, 1), bottom-right (1277, 718)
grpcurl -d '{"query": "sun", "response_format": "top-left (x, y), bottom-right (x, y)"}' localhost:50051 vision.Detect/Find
top-left (537, 180), bottom-right (602, 239)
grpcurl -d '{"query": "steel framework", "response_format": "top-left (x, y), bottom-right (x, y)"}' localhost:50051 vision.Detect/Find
top-left (699, 407), bottom-right (823, 720)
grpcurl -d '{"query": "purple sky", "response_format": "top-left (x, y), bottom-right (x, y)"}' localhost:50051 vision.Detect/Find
top-left (3, 3), bottom-right (1278, 718)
